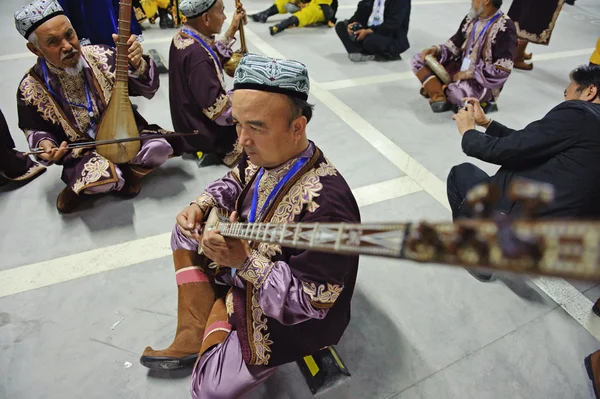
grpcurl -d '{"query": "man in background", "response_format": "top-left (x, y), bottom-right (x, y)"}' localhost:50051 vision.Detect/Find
top-left (335, 0), bottom-right (411, 62)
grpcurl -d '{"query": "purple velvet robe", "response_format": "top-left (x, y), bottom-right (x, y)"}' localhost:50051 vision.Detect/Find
top-left (169, 26), bottom-right (241, 166)
top-left (17, 45), bottom-right (174, 194)
top-left (411, 12), bottom-right (517, 106)
top-left (173, 142), bottom-right (360, 396)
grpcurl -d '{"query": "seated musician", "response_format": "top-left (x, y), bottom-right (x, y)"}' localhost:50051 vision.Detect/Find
top-left (169, 0), bottom-right (245, 166)
top-left (449, 64), bottom-right (600, 281)
top-left (411, 0), bottom-right (516, 113)
top-left (0, 108), bottom-right (46, 186)
top-left (335, 0), bottom-right (411, 62)
top-left (140, 54), bottom-right (361, 397)
top-left (14, 0), bottom-right (173, 214)
top-left (250, 0), bottom-right (337, 36)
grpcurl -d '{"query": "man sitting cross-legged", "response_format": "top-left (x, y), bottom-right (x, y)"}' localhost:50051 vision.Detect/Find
top-left (140, 54), bottom-right (361, 398)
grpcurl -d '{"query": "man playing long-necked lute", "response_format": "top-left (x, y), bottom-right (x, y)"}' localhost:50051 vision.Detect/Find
top-left (141, 54), bottom-right (361, 397)
top-left (15, 0), bottom-right (174, 214)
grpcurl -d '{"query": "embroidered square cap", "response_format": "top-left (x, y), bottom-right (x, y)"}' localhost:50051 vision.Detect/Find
top-left (15, 0), bottom-right (65, 39)
top-left (180, 0), bottom-right (218, 19)
top-left (233, 54), bottom-right (310, 101)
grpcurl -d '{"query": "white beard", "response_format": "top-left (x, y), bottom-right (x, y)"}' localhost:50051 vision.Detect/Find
top-left (64, 56), bottom-right (84, 76)
top-left (468, 5), bottom-right (484, 19)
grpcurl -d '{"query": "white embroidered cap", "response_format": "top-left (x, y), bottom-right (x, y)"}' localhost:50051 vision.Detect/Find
top-left (179, 0), bottom-right (218, 19)
top-left (14, 0), bottom-right (65, 39)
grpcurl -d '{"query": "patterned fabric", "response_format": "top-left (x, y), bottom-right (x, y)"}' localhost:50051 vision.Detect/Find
top-left (15, 0), bottom-right (64, 38)
top-left (508, 0), bottom-right (564, 45)
top-left (179, 0), bottom-right (217, 18)
top-left (233, 54), bottom-right (310, 101)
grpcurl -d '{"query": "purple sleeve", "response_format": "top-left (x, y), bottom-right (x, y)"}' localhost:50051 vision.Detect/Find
top-left (192, 170), bottom-right (243, 213)
top-left (127, 56), bottom-right (159, 99)
top-left (214, 40), bottom-right (234, 63)
top-left (472, 19), bottom-right (517, 90)
top-left (439, 16), bottom-right (468, 64)
top-left (237, 251), bottom-right (328, 326)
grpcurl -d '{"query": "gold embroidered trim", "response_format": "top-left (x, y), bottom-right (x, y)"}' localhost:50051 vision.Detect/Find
top-left (192, 191), bottom-right (218, 214)
top-left (203, 93), bottom-right (230, 121)
top-left (131, 58), bottom-right (148, 77)
top-left (174, 31), bottom-right (195, 50)
top-left (180, 28), bottom-right (227, 90)
top-left (56, 72), bottom-right (99, 135)
top-left (72, 155), bottom-right (113, 194)
top-left (514, 0), bottom-right (564, 45)
top-left (19, 75), bottom-right (81, 142)
top-left (222, 139), bottom-right (242, 168)
top-left (301, 281), bottom-right (344, 309)
top-left (250, 286), bottom-right (273, 365)
top-left (81, 45), bottom-right (115, 105)
top-left (226, 291), bottom-right (234, 317)
top-left (238, 249), bottom-right (274, 289)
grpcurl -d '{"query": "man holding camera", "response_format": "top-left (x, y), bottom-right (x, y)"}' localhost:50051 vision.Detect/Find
top-left (411, 0), bottom-right (516, 113)
top-left (335, 0), bottom-right (411, 62)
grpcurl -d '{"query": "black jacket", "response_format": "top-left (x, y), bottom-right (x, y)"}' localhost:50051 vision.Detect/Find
top-left (349, 0), bottom-right (411, 54)
top-left (462, 100), bottom-right (600, 218)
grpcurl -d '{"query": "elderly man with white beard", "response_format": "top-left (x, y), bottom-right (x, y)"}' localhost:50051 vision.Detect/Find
top-left (14, 0), bottom-right (173, 214)
top-left (411, 0), bottom-right (517, 113)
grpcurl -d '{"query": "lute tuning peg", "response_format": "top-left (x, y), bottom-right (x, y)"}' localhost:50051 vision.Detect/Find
top-left (507, 178), bottom-right (554, 219)
top-left (465, 182), bottom-right (500, 218)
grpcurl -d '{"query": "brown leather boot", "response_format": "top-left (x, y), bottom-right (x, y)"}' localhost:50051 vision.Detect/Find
top-left (140, 250), bottom-right (216, 370)
top-left (514, 40), bottom-right (533, 70)
top-left (585, 349), bottom-right (600, 398)
top-left (118, 165), bottom-right (152, 198)
top-left (56, 186), bottom-right (83, 214)
top-left (416, 66), bottom-right (451, 112)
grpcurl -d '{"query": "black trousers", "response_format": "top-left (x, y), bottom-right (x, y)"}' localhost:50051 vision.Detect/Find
top-left (447, 162), bottom-right (491, 221)
top-left (335, 21), bottom-right (396, 57)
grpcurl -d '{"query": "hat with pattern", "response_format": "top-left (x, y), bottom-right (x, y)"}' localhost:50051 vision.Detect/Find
top-left (233, 54), bottom-right (310, 101)
top-left (15, 0), bottom-right (65, 39)
top-left (179, 0), bottom-right (218, 19)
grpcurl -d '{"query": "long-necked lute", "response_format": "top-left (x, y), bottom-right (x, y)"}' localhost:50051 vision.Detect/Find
top-left (200, 180), bottom-right (600, 281)
top-left (95, 0), bottom-right (140, 164)
top-left (223, 0), bottom-right (248, 77)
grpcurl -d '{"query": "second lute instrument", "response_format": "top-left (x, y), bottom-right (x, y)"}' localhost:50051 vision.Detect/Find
top-left (223, 0), bottom-right (248, 78)
top-left (95, 0), bottom-right (141, 164)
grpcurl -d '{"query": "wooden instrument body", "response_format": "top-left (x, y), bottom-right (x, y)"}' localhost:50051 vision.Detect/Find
top-left (424, 54), bottom-right (452, 85)
top-left (94, 0), bottom-right (141, 164)
top-left (95, 82), bottom-right (140, 164)
top-left (223, 0), bottom-right (248, 78)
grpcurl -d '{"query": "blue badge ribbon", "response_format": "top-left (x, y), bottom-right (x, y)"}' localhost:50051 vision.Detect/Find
top-left (41, 60), bottom-right (97, 135)
top-left (182, 28), bottom-right (223, 71)
top-left (469, 11), bottom-right (501, 55)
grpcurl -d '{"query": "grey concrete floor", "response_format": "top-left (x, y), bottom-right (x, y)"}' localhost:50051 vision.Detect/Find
top-left (1, 0), bottom-right (600, 398)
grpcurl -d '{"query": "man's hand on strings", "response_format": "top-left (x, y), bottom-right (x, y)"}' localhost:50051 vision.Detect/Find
top-left (38, 140), bottom-right (68, 162)
top-left (201, 211), bottom-right (250, 268)
top-left (112, 34), bottom-right (143, 70)
top-left (452, 103), bottom-right (477, 136)
top-left (176, 204), bottom-right (204, 242)
top-left (227, 7), bottom-right (247, 37)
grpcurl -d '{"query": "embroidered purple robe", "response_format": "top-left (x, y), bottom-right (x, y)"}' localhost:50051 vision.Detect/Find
top-left (508, 0), bottom-right (564, 45)
top-left (169, 26), bottom-right (241, 166)
top-left (186, 142), bottom-right (360, 368)
top-left (17, 45), bottom-right (173, 194)
top-left (411, 12), bottom-right (517, 105)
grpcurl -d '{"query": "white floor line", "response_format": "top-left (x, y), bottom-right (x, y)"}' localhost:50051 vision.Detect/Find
top-left (353, 176), bottom-right (422, 207)
top-left (532, 48), bottom-right (595, 61)
top-left (319, 71), bottom-right (415, 91)
top-left (240, 22), bottom-right (600, 340)
top-left (0, 177), bottom-right (422, 298)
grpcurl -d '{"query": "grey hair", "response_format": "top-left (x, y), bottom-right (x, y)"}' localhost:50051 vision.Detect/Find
top-left (28, 31), bottom-right (39, 48)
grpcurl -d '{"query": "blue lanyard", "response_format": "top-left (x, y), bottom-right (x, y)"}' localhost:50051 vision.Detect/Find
top-left (182, 28), bottom-right (222, 70)
top-left (248, 157), bottom-right (309, 223)
top-left (469, 12), bottom-right (501, 55)
top-left (41, 60), bottom-right (96, 130)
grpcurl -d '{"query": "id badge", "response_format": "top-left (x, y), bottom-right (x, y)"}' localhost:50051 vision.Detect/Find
top-left (460, 57), bottom-right (472, 72)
